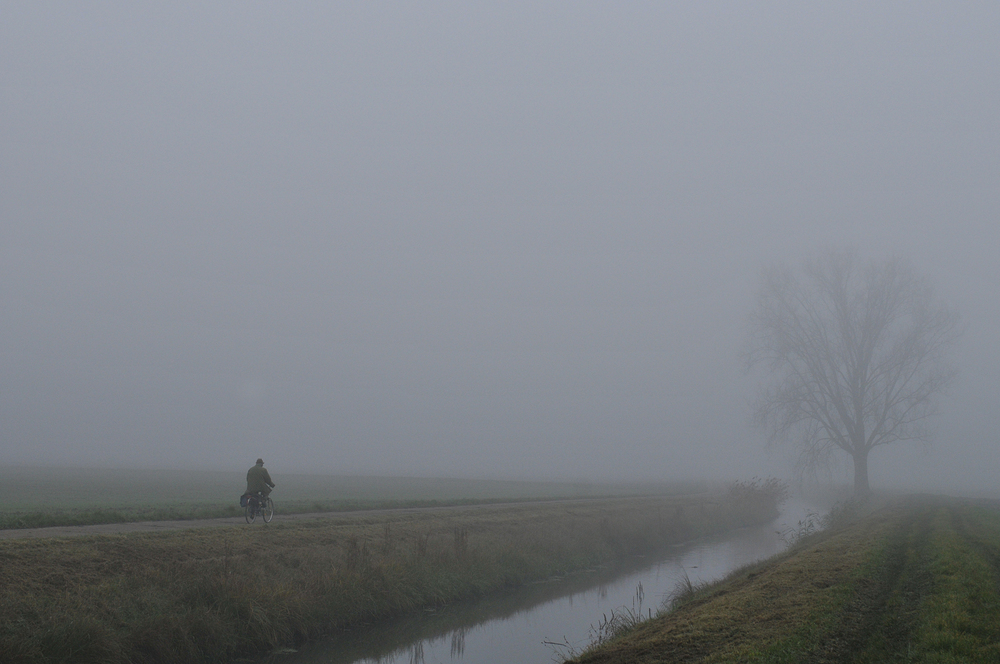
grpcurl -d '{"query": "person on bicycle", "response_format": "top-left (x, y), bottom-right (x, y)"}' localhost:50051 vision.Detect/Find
top-left (245, 458), bottom-right (275, 500)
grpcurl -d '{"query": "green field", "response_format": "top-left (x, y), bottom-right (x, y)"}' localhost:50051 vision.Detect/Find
top-left (0, 466), bottom-right (706, 529)
top-left (0, 488), bottom-right (779, 664)
top-left (569, 495), bottom-right (1000, 663)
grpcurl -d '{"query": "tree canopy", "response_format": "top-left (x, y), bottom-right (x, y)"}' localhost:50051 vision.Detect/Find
top-left (746, 250), bottom-right (961, 495)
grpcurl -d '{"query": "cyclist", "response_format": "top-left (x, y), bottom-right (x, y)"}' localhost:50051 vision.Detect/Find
top-left (245, 458), bottom-right (275, 502)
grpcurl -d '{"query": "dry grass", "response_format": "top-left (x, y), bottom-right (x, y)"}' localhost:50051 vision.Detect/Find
top-left (0, 492), bottom-right (778, 664)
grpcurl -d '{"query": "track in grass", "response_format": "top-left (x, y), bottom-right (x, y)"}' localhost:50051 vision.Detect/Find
top-left (571, 496), bottom-right (1000, 664)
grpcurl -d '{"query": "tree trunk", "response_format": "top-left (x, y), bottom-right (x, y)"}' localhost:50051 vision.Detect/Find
top-left (852, 449), bottom-right (870, 496)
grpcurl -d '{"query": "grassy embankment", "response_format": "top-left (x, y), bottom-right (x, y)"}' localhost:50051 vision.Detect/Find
top-left (0, 466), bottom-right (704, 529)
top-left (0, 487), bottom-right (782, 664)
top-left (568, 495), bottom-right (1000, 663)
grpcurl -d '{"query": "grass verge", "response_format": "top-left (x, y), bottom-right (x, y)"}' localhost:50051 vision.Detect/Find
top-left (567, 495), bottom-right (1000, 663)
top-left (0, 466), bottom-right (706, 529)
top-left (0, 492), bottom-right (777, 664)
top-left (0, 496), bottom-right (600, 531)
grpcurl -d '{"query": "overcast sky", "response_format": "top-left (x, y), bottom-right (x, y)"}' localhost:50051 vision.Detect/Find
top-left (2, 2), bottom-right (998, 490)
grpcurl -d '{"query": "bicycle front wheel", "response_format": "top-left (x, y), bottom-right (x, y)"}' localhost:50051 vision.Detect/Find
top-left (245, 501), bottom-right (257, 524)
top-left (262, 497), bottom-right (274, 523)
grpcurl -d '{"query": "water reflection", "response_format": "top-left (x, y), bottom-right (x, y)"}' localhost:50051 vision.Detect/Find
top-left (450, 628), bottom-right (465, 658)
top-left (266, 501), bottom-right (818, 664)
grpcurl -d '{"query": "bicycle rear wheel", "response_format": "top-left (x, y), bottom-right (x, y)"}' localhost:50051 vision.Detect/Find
top-left (262, 497), bottom-right (274, 523)
top-left (245, 500), bottom-right (257, 524)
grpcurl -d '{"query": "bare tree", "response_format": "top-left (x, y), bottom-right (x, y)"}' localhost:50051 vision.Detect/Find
top-left (745, 249), bottom-right (960, 495)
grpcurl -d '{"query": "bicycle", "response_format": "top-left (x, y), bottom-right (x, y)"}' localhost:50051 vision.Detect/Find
top-left (244, 492), bottom-right (274, 524)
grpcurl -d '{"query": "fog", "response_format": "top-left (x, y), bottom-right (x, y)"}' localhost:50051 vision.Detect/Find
top-left (2, 3), bottom-right (998, 492)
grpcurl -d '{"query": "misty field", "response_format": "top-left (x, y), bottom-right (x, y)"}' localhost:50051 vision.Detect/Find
top-left (0, 489), bottom-right (781, 664)
top-left (568, 496), bottom-right (1000, 663)
top-left (0, 466), bottom-right (703, 530)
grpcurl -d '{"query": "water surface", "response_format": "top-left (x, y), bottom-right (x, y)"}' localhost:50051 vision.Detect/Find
top-left (270, 500), bottom-right (818, 664)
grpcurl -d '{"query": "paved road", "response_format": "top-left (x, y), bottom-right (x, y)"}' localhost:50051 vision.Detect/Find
top-left (0, 511), bottom-right (347, 539)
top-left (0, 496), bottom-right (684, 540)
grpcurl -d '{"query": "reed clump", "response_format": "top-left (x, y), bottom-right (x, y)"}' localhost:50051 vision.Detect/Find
top-left (0, 492), bottom-right (781, 664)
top-left (723, 476), bottom-right (788, 524)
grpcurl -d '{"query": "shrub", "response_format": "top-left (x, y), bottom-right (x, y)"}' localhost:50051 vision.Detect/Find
top-left (725, 477), bottom-right (789, 524)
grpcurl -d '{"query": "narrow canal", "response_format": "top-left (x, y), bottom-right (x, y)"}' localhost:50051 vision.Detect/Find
top-left (266, 499), bottom-right (820, 664)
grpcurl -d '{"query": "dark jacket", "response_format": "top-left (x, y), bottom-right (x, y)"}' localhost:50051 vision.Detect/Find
top-left (246, 463), bottom-right (275, 495)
